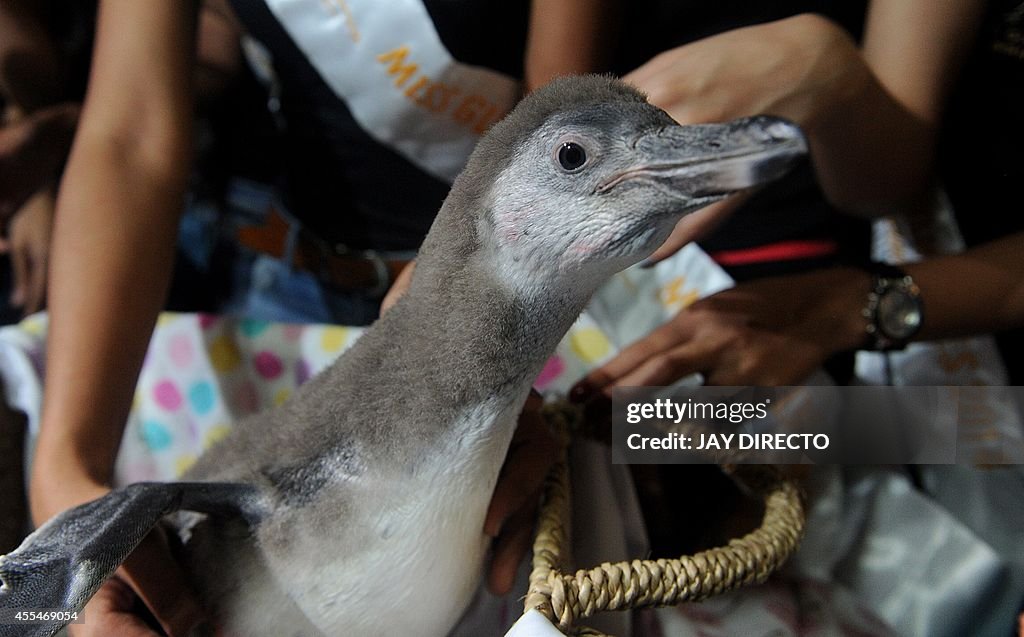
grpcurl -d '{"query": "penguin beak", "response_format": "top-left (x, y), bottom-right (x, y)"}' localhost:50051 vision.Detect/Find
top-left (597, 115), bottom-right (807, 198)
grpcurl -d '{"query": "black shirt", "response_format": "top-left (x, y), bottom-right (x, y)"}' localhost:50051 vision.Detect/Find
top-left (229, 0), bottom-right (530, 251)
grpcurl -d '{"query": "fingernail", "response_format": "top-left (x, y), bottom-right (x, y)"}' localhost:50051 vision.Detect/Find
top-left (484, 517), bottom-right (503, 538)
top-left (638, 258), bottom-right (656, 269)
top-left (568, 381), bottom-right (595, 404)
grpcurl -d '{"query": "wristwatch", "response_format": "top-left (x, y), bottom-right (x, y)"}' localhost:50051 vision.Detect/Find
top-left (862, 262), bottom-right (924, 351)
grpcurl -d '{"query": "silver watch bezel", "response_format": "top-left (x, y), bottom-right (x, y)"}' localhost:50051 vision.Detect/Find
top-left (862, 272), bottom-right (923, 351)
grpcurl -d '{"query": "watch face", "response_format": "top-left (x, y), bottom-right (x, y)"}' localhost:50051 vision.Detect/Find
top-left (878, 288), bottom-right (923, 340)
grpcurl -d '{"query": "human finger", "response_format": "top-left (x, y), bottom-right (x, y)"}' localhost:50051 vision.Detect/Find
top-left (569, 318), bottom-right (696, 402)
top-left (380, 260), bottom-right (415, 314)
top-left (69, 577), bottom-right (160, 637)
top-left (9, 232), bottom-right (29, 309)
top-left (486, 498), bottom-right (537, 596)
top-left (22, 232), bottom-right (48, 314)
top-left (605, 341), bottom-right (716, 389)
top-left (621, 47), bottom-right (685, 96)
top-left (23, 251), bottom-right (47, 314)
top-left (483, 395), bottom-right (557, 538)
top-left (116, 527), bottom-right (209, 637)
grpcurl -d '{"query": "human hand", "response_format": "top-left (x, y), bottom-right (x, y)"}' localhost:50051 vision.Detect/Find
top-left (623, 14), bottom-right (860, 131)
top-left (0, 187), bottom-right (54, 314)
top-left (31, 475), bottom-right (208, 637)
top-left (380, 260), bottom-right (415, 314)
top-left (624, 13), bottom-right (934, 218)
top-left (622, 14), bottom-right (866, 263)
top-left (91, 527), bottom-right (210, 637)
top-left (484, 391), bottom-right (560, 595)
top-left (71, 553), bottom-right (209, 637)
top-left (70, 577), bottom-right (164, 637)
top-left (0, 103), bottom-right (78, 221)
top-left (570, 268), bottom-right (870, 396)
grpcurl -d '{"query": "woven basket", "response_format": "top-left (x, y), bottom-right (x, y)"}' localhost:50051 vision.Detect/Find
top-left (525, 403), bottom-right (806, 636)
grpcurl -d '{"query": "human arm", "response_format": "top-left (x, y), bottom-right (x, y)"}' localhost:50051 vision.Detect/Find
top-left (894, 232), bottom-right (1024, 341)
top-left (32, 0), bottom-right (197, 524)
top-left (625, 1), bottom-right (986, 250)
top-left (524, 0), bottom-right (619, 91)
top-left (194, 0), bottom-right (245, 104)
top-left (572, 231), bottom-right (1024, 391)
top-left (571, 0), bottom-right (987, 395)
top-left (28, 1), bottom-right (205, 635)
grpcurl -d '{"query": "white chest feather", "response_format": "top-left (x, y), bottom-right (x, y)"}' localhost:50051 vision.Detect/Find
top-left (208, 398), bottom-right (521, 637)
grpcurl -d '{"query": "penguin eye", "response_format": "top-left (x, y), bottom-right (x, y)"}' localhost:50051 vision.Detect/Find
top-left (557, 142), bottom-right (588, 171)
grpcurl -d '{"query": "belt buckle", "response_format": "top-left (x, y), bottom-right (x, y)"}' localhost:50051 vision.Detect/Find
top-left (333, 242), bottom-right (391, 298)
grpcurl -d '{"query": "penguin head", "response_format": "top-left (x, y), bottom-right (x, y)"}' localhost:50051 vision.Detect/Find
top-left (422, 75), bottom-right (807, 297)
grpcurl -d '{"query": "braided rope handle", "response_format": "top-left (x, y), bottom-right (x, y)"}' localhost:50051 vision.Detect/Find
top-left (526, 402), bottom-right (806, 636)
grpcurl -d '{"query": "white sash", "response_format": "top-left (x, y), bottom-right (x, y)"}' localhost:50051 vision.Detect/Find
top-left (263, 0), bottom-right (522, 183)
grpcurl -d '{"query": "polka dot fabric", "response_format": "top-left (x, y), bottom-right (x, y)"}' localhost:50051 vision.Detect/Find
top-left (116, 315), bottom-right (359, 482)
top-left (0, 244), bottom-right (733, 485)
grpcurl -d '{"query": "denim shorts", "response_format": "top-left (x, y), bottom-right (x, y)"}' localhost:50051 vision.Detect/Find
top-left (175, 182), bottom-right (414, 327)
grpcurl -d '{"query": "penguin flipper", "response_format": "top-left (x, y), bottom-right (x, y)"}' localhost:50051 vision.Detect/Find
top-left (0, 481), bottom-right (265, 637)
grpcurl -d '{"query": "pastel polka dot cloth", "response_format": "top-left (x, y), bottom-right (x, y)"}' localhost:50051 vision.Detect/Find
top-left (0, 244), bottom-right (733, 485)
top-left (114, 311), bottom-right (363, 482)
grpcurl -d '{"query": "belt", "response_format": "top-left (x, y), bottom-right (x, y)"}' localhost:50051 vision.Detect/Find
top-left (236, 209), bottom-right (411, 297)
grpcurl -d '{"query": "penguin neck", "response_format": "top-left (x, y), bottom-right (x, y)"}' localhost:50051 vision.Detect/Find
top-left (397, 254), bottom-right (590, 403)
top-left (407, 195), bottom-right (598, 381)
top-left (364, 198), bottom-right (598, 474)
top-left (378, 259), bottom-right (584, 498)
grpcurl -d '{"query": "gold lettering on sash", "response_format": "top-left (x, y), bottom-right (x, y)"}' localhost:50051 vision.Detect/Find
top-left (378, 46), bottom-right (509, 135)
top-left (319, 0), bottom-right (361, 42)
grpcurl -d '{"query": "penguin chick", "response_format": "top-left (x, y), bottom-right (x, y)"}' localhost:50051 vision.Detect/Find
top-left (0, 75), bottom-right (806, 637)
